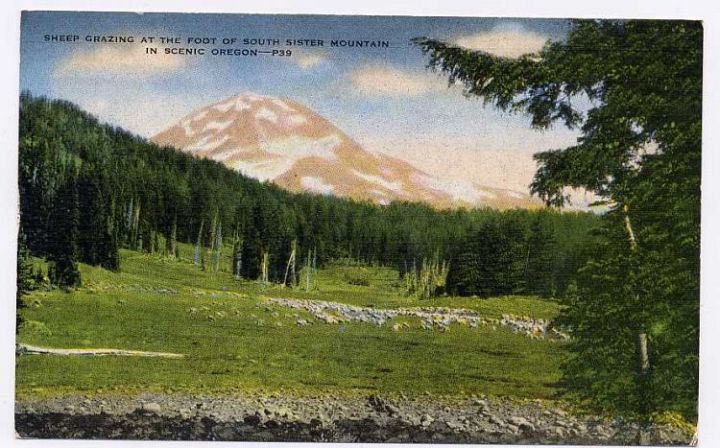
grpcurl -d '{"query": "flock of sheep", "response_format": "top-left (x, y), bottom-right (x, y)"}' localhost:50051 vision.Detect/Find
top-left (264, 298), bottom-right (569, 341)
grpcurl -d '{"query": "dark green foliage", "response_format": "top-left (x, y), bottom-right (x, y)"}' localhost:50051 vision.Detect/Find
top-left (415, 20), bottom-right (701, 420)
top-left (526, 211), bottom-right (557, 297)
top-left (448, 220), bottom-right (504, 297)
top-left (495, 214), bottom-right (528, 294)
top-left (77, 163), bottom-right (119, 270)
top-left (447, 211), bottom-right (596, 298)
top-left (16, 226), bottom-right (34, 333)
top-left (18, 93), bottom-right (599, 292)
top-left (559, 213), bottom-right (699, 419)
top-left (47, 175), bottom-right (81, 288)
top-left (445, 250), bottom-right (482, 296)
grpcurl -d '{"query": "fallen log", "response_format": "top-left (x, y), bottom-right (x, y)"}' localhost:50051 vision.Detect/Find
top-left (16, 343), bottom-right (184, 359)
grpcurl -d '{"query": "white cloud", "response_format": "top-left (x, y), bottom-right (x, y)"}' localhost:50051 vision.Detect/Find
top-left (52, 78), bottom-right (206, 137)
top-left (347, 66), bottom-right (450, 97)
top-left (454, 28), bottom-right (548, 58)
top-left (55, 44), bottom-right (187, 76)
top-left (294, 51), bottom-right (327, 70)
top-left (357, 127), bottom-right (578, 193)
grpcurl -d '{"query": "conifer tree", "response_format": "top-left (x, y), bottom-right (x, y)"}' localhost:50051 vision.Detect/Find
top-left (526, 212), bottom-right (556, 297)
top-left (16, 226), bottom-right (34, 333)
top-left (416, 20), bottom-right (701, 421)
top-left (48, 176), bottom-right (81, 288)
top-left (18, 93), bottom-right (599, 304)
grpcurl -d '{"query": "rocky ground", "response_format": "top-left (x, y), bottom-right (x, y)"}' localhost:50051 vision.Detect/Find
top-left (264, 297), bottom-right (569, 340)
top-left (15, 392), bottom-right (693, 444)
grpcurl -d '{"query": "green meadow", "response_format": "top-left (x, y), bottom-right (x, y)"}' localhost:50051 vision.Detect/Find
top-left (16, 244), bottom-right (564, 401)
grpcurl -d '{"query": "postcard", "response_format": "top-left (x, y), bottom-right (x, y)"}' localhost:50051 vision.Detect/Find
top-left (13, 9), bottom-right (701, 445)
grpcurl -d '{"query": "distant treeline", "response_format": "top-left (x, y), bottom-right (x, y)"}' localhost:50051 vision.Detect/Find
top-left (18, 93), bottom-right (599, 296)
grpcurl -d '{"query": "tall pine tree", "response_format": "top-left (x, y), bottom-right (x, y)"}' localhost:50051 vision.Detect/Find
top-left (415, 20), bottom-right (702, 422)
top-left (48, 175), bottom-right (81, 288)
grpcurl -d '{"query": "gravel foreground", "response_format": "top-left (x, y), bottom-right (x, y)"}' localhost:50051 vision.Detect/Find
top-left (15, 393), bottom-right (694, 445)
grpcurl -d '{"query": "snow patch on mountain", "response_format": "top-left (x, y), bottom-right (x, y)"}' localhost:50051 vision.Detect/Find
top-left (187, 135), bottom-right (230, 153)
top-left (203, 120), bottom-right (234, 133)
top-left (243, 92), bottom-right (264, 102)
top-left (186, 135), bottom-right (213, 153)
top-left (203, 135), bottom-right (231, 152)
top-left (301, 176), bottom-right (335, 195)
top-left (286, 114), bottom-right (307, 127)
top-left (233, 158), bottom-right (296, 182)
top-left (212, 96), bottom-right (251, 113)
top-left (261, 135), bottom-right (340, 162)
top-left (192, 110), bottom-right (208, 122)
top-left (413, 174), bottom-right (496, 204)
top-left (352, 170), bottom-right (404, 193)
top-left (256, 107), bottom-right (279, 124)
top-left (234, 98), bottom-right (252, 111)
top-left (271, 98), bottom-right (295, 112)
top-left (229, 135), bottom-right (341, 181)
top-left (181, 120), bottom-right (194, 137)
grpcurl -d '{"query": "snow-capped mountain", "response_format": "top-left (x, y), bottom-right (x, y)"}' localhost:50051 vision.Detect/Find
top-left (152, 92), bottom-right (540, 210)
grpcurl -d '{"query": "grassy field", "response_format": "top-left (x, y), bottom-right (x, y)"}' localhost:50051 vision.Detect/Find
top-left (16, 244), bottom-right (565, 401)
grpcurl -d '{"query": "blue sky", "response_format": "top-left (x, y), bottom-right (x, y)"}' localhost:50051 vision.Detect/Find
top-left (20, 11), bottom-right (582, 192)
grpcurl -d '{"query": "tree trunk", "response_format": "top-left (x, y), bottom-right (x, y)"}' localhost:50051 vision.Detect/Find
top-left (132, 199), bottom-right (141, 250)
top-left (126, 197), bottom-right (133, 235)
top-left (623, 203), bottom-right (637, 251)
top-left (169, 218), bottom-right (177, 258)
top-left (281, 240), bottom-right (297, 287)
top-left (234, 250), bottom-right (242, 279)
top-left (214, 221), bottom-right (222, 273)
top-left (305, 248), bottom-right (311, 292)
top-left (209, 212), bottom-right (218, 272)
top-left (290, 241), bottom-right (297, 286)
top-left (233, 233), bottom-right (243, 280)
top-left (624, 203), bottom-right (650, 443)
top-left (637, 332), bottom-right (650, 375)
top-left (260, 250), bottom-right (269, 284)
top-left (636, 328), bottom-right (650, 445)
top-left (153, 230), bottom-right (159, 254)
top-left (194, 219), bottom-right (204, 266)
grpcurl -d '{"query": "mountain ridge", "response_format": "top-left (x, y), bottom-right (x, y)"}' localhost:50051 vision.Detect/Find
top-left (152, 92), bottom-right (540, 210)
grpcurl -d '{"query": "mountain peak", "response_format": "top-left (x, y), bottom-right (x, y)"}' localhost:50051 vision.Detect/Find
top-left (152, 96), bottom-right (540, 210)
top-left (227, 91), bottom-right (267, 102)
